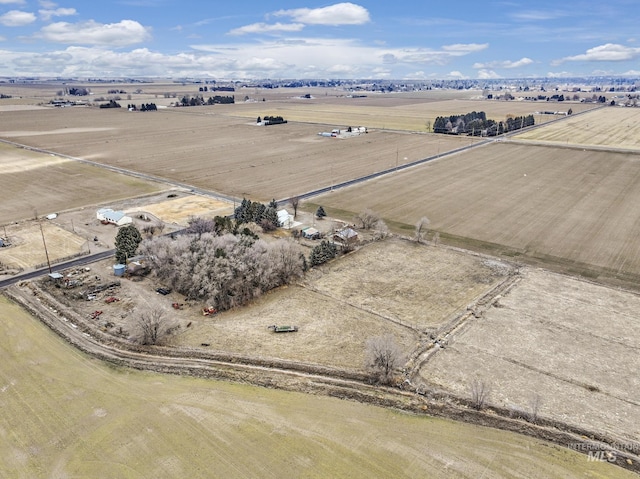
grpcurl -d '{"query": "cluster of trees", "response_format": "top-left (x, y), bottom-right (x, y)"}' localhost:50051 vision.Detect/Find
top-left (260, 115), bottom-right (287, 125)
top-left (66, 87), bottom-right (90, 96)
top-left (127, 103), bottom-right (157, 111)
top-left (198, 86), bottom-right (235, 92)
top-left (115, 225), bottom-right (143, 264)
top-left (433, 111), bottom-right (534, 136)
top-left (139, 232), bottom-right (305, 311)
top-left (177, 95), bottom-right (235, 106)
top-left (99, 100), bottom-right (121, 109)
top-left (234, 198), bottom-right (280, 231)
top-left (309, 240), bottom-right (337, 266)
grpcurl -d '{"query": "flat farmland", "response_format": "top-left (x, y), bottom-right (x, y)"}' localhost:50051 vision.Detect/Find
top-left (0, 107), bottom-right (471, 202)
top-left (2, 297), bottom-right (632, 479)
top-left (0, 141), bottom-right (162, 224)
top-left (54, 238), bottom-right (508, 370)
top-left (0, 222), bottom-right (87, 270)
top-left (313, 142), bottom-right (640, 282)
top-left (419, 268), bottom-right (640, 446)
top-left (515, 106), bottom-right (640, 150)
top-left (223, 97), bottom-right (594, 132)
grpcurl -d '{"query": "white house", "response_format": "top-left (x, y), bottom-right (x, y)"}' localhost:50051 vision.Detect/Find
top-left (97, 208), bottom-right (132, 226)
top-left (277, 209), bottom-right (295, 229)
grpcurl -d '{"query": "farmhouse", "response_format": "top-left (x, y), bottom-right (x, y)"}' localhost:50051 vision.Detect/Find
top-left (277, 209), bottom-right (295, 229)
top-left (97, 208), bottom-right (132, 226)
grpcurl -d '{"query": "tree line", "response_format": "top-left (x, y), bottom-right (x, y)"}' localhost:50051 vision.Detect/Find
top-left (177, 95), bottom-right (234, 106)
top-left (433, 111), bottom-right (534, 136)
top-left (127, 103), bottom-right (158, 111)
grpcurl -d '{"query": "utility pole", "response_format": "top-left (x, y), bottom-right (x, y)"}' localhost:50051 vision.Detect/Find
top-left (39, 221), bottom-right (52, 274)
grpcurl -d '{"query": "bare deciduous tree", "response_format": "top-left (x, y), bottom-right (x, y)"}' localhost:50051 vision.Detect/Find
top-left (372, 219), bottom-right (389, 240)
top-left (415, 216), bottom-right (430, 243)
top-left (290, 196), bottom-right (300, 219)
top-left (470, 378), bottom-right (491, 410)
top-left (132, 308), bottom-right (176, 345)
top-left (365, 335), bottom-right (406, 384)
top-left (355, 209), bottom-right (380, 230)
top-left (527, 393), bottom-right (543, 423)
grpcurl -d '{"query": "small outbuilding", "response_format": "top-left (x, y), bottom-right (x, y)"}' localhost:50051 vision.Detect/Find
top-left (301, 227), bottom-right (321, 239)
top-left (334, 227), bottom-right (358, 243)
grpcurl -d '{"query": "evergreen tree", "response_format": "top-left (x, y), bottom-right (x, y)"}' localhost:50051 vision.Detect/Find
top-left (316, 206), bottom-right (327, 219)
top-left (115, 224), bottom-right (142, 264)
top-left (309, 240), bottom-right (338, 266)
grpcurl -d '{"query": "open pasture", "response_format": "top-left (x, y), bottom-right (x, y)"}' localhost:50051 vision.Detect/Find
top-left (0, 221), bottom-right (88, 270)
top-left (0, 107), bottom-right (471, 202)
top-left (312, 142), bottom-right (640, 282)
top-left (137, 194), bottom-right (233, 225)
top-left (0, 141), bottom-right (162, 224)
top-left (2, 295), bottom-right (632, 479)
top-left (174, 239), bottom-right (510, 368)
top-left (514, 106), bottom-right (640, 150)
top-left (420, 267), bottom-right (640, 446)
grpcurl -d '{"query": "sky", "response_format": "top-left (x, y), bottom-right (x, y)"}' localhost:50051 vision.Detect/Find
top-left (0, 0), bottom-right (638, 80)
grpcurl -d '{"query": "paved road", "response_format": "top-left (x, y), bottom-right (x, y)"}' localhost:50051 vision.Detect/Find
top-left (0, 248), bottom-right (115, 289)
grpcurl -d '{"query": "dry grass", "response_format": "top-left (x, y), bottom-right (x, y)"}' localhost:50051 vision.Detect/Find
top-left (0, 221), bottom-right (88, 270)
top-left (0, 141), bottom-right (162, 225)
top-left (312, 142), bottom-right (640, 281)
top-left (2, 294), bottom-right (632, 479)
top-left (420, 267), bottom-right (640, 445)
top-left (514, 107), bottom-right (640, 150)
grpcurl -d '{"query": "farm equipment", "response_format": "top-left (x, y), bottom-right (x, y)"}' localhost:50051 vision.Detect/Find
top-left (268, 325), bottom-right (298, 333)
top-left (202, 307), bottom-right (218, 316)
top-left (105, 296), bottom-right (120, 303)
top-left (90, 310), bottom-right (103, 320)
top-left (172, 302), bottom-right (184, 310)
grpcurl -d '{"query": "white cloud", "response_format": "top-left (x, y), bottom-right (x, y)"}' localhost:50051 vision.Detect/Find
top-left (552, 43), bottom-right (640, 65)
top-left (381, 43), bottom-right (487, 66)
top-left (477, 69), bottom-right (501, 79)
top-left (446, 71), bottom-right (468, 79)
top-left (0, 10), bottom-right (36, 26)
top-left (473, 57), bottom-right (533, 69)
top-left (39, 7), bottom-right (77, 22)
top-left (37, 20), bottom-right (151, 46)
top-left (622, 69), bottom-right (640, 76)
top-left (510, 10), bottom-right (566, 21)
top-left (442, 43), bottom-right (488, 54)
top-left (228, 22), bottom-right (305, 36)
top-left (273, 2), bottom-right (370, 26)
top-left (0, 0), bottom-right (26, 5)
top-left (546, 71), bottom-right (574, 78)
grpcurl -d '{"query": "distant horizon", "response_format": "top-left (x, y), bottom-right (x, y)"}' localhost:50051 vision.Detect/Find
top-left (0, 2), bottom-right (638, 80)
top-left (1, 75), bottom-right (638, 86)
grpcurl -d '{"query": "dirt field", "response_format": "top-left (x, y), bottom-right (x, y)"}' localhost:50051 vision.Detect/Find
top-left (312, 142), bottom-right (640, 283)
top-left (514, 106), bottom-right (640, 150)
top-left (0, 141), bottom-right (163, 225)
top-left (2, 296), bottom-right (632, 479)
top-left (419, 267), bottom-right (640, 446)
top-left (0, 106), bottom-right (474, 203)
